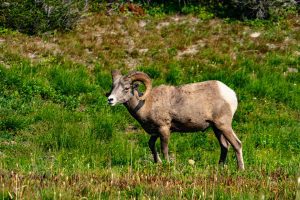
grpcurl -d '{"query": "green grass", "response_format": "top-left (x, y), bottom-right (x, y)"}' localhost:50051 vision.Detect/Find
top-left (0, 12), bottom-right (300, 199)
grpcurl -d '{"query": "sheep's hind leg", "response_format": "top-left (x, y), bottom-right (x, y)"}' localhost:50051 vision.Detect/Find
top-left (215, 124), bottom-right (244, 170)
top-left (212, 126), bottom-right (230, 166)
top-left (148, 135), bottom-right (161, 163)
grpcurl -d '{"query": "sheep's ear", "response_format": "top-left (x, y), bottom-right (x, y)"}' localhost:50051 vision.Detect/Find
top-left (112, 69), bottom-right (122, 81)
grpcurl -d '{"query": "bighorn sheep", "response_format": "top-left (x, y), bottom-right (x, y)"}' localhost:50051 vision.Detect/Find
top-left (107, 70), bottom-right (244, 170)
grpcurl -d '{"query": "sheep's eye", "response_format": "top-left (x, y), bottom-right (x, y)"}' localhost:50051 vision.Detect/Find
top-left (124, 87), bottom-right (130, 91)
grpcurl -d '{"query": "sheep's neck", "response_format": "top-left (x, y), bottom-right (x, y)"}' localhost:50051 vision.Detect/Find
top-left (125, 91), bottom-right (146, 120)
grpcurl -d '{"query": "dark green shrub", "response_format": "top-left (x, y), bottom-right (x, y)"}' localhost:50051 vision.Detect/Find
top-left (217, 0), bottom-right (298, 19)
top-left (0, 0), bottom-right (84, 35)
top-left (136, 0), bottom-right (298, 19)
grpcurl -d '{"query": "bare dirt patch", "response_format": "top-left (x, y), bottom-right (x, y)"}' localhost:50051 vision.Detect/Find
top-left (176, 40), bottom-right (206, 59)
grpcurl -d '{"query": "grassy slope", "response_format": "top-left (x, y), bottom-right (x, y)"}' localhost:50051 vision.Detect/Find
top-left (0, 12), bottom-right (300, 199)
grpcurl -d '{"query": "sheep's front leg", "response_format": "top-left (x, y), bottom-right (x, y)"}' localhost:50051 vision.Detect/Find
top-left (159, 126), bottom-right (170, 162)
top-left (148, 135), bottom-right (162, 163)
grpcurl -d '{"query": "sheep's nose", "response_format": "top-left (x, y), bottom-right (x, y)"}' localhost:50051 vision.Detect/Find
top-left (107, 95), bottom-right (116, 106)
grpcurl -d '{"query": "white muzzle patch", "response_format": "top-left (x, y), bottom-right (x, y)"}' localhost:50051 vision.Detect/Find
top-left (108, 94), bottom-right (117, 106)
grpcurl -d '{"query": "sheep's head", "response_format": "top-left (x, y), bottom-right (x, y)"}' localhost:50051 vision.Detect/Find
top-left (107, 70), bottom-right (152, 106)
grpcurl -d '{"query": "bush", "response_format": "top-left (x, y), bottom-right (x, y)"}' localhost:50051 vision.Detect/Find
top-left (217, 0), bottom-right (298, 19)
top-left (136, 0), bottom-right (298, 19)
top-left (0, 0), bottom-right (84, 35)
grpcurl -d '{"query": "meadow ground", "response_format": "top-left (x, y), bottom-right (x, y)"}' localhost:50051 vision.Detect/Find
top-left (0, 11), bottom-right (300, 199)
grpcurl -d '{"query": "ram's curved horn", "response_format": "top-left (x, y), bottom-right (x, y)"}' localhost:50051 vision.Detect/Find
top-left (126, 71), bottom-right (152, 100)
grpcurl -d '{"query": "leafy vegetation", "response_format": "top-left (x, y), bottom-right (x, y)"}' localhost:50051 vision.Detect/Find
top-left (1, 0), bottom-right (299, 35)
top-left (0, 7), bottom-right (300, 200)
top-left (136, 0), bottom-right (299, 19)
top-left (0, 0), bottom-right (85, 34)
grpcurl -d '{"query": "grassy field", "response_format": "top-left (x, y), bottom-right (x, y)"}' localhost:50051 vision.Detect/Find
top-left (0, 11), bottom-right (300, 199)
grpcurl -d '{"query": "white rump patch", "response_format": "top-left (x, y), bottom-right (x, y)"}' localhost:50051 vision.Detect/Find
top-left (217, 81), bottom-right (238, 115)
